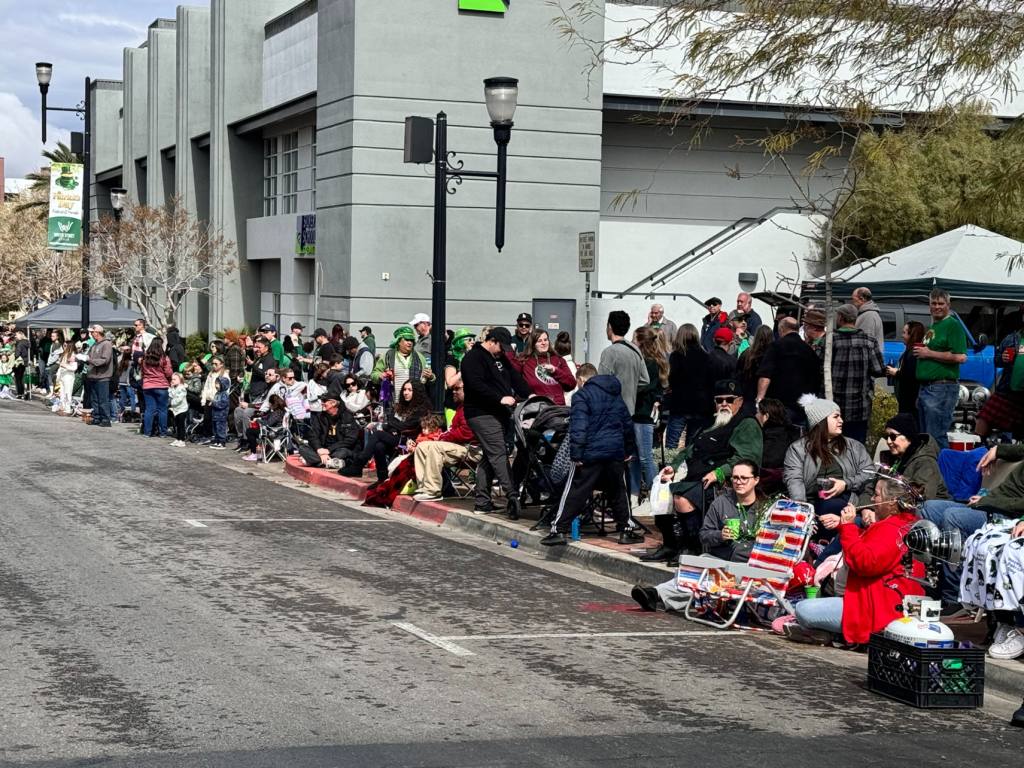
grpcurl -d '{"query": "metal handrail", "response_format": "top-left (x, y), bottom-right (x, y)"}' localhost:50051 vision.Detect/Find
top-left (613, 205), bottom-right (809, 297)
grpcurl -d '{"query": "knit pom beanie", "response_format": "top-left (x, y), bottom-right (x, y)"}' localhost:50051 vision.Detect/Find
top-left (799, 393), bottom-right (840, 430)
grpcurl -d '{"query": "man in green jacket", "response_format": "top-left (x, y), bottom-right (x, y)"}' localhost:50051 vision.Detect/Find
top-left (639, 379), bottom-right (763, 563)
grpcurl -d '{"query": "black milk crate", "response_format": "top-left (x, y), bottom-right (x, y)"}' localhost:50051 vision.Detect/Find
top-left (867, 632), bottom-right (985, 709)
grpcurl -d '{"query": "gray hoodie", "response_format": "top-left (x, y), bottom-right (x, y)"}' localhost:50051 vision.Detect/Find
top-left (855, 300), bottom-right (885, 352)
top-left (597, 338), bottom-right (650, 415)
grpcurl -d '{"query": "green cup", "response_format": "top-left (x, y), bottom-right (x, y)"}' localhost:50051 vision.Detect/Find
top-left (804, 585), bottom-right (819, 599)
top-left (724, 518), bottom-right (741, 538)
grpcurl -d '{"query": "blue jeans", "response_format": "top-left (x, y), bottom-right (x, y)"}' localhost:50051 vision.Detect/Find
top-left (918, 380), bottom-right (959, 450)
top-left (629, 422), bottom-right (657, 493)
top-left (88, 379), bottom-right (111, 425)
top-left (143, 388), bottom-right (169, 436)
top-left (920, 499), bottom-right (990, 604)
top-left (795, 596), bottom-right (843, 634)
top-left (212, 409), bottom-right (228, 444)
top-left (119, 384), bottom-right (137, 413)
top-left (665, 414), bottom-right (707, 452)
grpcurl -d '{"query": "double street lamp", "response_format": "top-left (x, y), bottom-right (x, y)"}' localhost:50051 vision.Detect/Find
top-left (406, 76), bottom-right (519, 412)
top-left (35, 62), bottom-right (93, 331)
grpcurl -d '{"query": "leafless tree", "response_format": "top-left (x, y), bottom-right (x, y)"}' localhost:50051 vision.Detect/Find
top-left (87, 198), bottom-right (237, 332)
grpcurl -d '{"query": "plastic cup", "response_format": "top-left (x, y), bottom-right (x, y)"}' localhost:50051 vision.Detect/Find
top-left (724, 519), bottom-right (741, 538)
top-left (804, 586), bottom-right (819, 599)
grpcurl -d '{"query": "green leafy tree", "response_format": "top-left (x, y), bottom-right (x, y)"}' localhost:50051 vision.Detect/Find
top-left (15, 142), bottom-right (82, 220)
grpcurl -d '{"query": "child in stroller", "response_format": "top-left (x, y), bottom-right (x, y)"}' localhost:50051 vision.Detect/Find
top-left (512, 395), bottom-right (571, 516)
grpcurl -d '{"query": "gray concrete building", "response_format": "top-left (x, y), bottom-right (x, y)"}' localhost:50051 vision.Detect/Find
top-left (91, 0), bottom-right (844, 355)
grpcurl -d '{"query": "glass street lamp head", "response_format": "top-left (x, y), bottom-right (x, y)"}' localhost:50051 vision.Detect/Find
top-left (35, 62), bottom-right (53, 89)
top-left (483, 77), bottom-right (518, 126)
top-left (109, 188), bottom-right (128, 212)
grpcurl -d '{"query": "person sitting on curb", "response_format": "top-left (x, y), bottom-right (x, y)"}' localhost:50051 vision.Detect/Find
top-left (630, 459), bottom-right (775, 612)
top-left (296, 388), bottom-right (362, 470)
top-left (412, 384), bottom-right (477, 502)
top-left (540, 363), bottom-right (644, 547)
top-left (639, 379), bottom-right (763, 564)
top-left (785, 475), bottom-right (924, 646)
top-left (879, 412), bottom-right (950, 501)
top-left (921, 442), bottom-right (1024, 615)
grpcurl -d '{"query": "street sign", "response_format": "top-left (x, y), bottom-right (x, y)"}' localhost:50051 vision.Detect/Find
top-left (296, 214), bottom-right (316, 255)
top-left (578, 231), bottom-right (596, 272)
top-left (47, 162), bottom-right (84, 251)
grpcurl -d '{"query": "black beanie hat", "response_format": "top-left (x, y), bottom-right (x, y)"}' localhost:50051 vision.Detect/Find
top-left (885, 412), bottom-right (919, 438)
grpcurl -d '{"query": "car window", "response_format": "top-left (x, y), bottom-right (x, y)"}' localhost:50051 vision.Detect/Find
top-left (879, 311), bottom-right (898, 340)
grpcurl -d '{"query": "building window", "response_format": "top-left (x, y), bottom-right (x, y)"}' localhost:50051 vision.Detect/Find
top-left (281, 131), bottom-right (299, 214)
top-left (263, 137), bottom-right (278, 216)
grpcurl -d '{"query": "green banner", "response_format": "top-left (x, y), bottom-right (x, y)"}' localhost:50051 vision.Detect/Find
top-left (459, 0), bottom-right (508, 12)
top-left (47, 162), bottom-right (84, 250)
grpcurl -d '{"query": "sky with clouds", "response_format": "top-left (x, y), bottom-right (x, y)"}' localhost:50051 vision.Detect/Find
top-left (0, 0), bottom-right (209, 178)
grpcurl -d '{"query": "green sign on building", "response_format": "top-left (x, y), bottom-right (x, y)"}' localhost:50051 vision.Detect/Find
top-left (459, 0), bottom-right (508, 12)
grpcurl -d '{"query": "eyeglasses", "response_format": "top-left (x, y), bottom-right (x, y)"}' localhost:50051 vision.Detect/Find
top-left (731, 475), bottom-right (755, 482)
top-left (714, 396), bottom-right (737, 404)
top-left (884, 432), bottom-right (902, 441)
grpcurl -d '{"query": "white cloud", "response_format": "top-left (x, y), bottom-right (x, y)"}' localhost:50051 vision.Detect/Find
top-left (0, 92), bottom-right (72, 179)
top-left (55, 12), bottom-right (145, 36)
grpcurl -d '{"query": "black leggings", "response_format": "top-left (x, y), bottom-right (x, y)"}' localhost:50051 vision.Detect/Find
top-left (359, 430), bottom-right (401, 481)
top-left (173, 412), bottom-right (187, 441)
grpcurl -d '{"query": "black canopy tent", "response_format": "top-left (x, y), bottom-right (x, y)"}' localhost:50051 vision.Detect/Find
top-left (13, 294), bottom-right (142, 330)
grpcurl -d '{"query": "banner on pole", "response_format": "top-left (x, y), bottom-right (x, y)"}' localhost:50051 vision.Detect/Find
top-left (47, 162), bottom-right (84, 250)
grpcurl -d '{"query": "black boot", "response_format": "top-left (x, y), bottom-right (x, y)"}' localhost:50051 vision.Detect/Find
top-left (638, 544), bottom-right (676, 562)
top-left (631, 584), bottom-right (663, 612)
top-left (506, 497), bottom-right (520, 521)
top-left (1012, 698), bottom-right (1024, 728)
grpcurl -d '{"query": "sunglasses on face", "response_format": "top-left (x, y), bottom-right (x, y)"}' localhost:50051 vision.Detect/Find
top-left (884, 432), bottom-right (902, 441)
top-left (518, 323), bottom-right (532, 328)
top-left (345, 381), bottom-right (358, 388)
top-left (714, 396), bottom-right (737, 404)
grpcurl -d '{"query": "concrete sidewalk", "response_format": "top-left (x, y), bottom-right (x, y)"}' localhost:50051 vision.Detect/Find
top-left (283, 455), bottom-right (1024, 701)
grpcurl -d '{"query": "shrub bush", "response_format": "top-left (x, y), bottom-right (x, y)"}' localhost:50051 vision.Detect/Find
top-left (869, 386), bottom-right (899, 453)
top-left (185, 332), bottom-right (208, 362)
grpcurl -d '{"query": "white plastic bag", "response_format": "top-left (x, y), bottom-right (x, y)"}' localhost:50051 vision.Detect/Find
top-left (649, 476), bottom-right (674, 516)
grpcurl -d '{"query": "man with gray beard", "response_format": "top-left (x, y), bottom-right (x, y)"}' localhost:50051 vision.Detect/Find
top-left (638, 379), bottom-right (763, 563)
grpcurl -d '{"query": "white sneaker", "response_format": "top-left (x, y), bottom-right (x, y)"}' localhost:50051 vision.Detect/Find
top-left (993, 623), bottom-right (1012, 647)
top-left (989, 628), bottom-right (1024, 659)
top-left (170, 440), bottom-right (185, 447)
top-left (414, 492), bottom-right (441, 502)
top-left (324, 458), bottom-right (343, 470)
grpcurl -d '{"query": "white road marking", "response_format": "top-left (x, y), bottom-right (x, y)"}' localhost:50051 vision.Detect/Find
top-left (441, 630), bottom-right (730, 641)
top-left (392, 622), bottom-right (476, 657)
top-left (183, 518), bottom-right (391, 523)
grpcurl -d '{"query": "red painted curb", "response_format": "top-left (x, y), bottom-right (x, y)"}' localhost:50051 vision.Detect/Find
top-left (392, 495), bottom-right (451, 525)
top-left (284, 456), bottom-right (369, 501)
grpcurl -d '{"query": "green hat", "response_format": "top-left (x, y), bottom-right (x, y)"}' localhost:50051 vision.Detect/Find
top-left (452, 327), bottom-right (475, 345)
top-left (391, 325), bottom-right (416, 348)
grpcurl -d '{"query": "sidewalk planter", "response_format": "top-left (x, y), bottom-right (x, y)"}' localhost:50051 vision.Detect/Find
top-left (867, 632), bottom-right (985, 709)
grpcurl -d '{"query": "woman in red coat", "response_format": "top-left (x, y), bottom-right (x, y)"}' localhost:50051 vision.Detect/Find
top-left (510, 328), bottom-right (576, 406)
top-left (790, 475), bottom-right (924, 645)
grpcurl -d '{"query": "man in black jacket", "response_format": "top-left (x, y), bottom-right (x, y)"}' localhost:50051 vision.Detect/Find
top-left (756, 317), bottom-right (823, 426)
top-left (461, 326), bottom-right (531, 518)
top-left (296, 389), bottom-right (361, 469)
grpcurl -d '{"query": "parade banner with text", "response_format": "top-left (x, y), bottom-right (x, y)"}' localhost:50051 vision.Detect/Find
top-left (47, 162), bottom-right (84, 250)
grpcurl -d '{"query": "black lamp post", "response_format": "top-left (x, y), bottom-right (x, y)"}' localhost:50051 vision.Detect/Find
top-left (35, 62), bottom-right (92, 332)
top-left (412, 76), bottom-right (518, 412)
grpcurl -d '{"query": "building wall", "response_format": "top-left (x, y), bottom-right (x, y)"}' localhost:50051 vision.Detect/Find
top-left (209, 0), bottom-right (298, 332)
top-left (147, 23), bottom-right (178, 208)
top-left (315, 0), bottom-right (603, 350)
top-left (90, 80), bottom-right (124, 220)
top-left (176, 5), bottom-right (212, 334)
top-left (263, 0), bottom-right (317, 109)
top-left (122, 47), bottom-right (148, 203)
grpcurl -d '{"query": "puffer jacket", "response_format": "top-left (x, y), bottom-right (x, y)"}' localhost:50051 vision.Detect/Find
top-left (882, 435), bottom-right (950, 500)
top-left (568, 375), bottom-right (636, 463)
top-left (783, 437), bottom-right (875, 502)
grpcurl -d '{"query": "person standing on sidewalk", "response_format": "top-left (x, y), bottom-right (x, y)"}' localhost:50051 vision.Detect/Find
top-left (140, 338), bottom-right (174, 438)
top-left (915, 288), bottom-right (967, 449)
top-left (85, 325), bottom-right (115, 427)
top-left (851, 287), bottom-right (885, 352)
top-left (598, 310), bottom-right (649, 416)
top-left (460, 326), bottom-right (531, 519)
top-left (830, 304), bottom-right (886, 444)
top-left (541, 363), bottom-right (644, 547)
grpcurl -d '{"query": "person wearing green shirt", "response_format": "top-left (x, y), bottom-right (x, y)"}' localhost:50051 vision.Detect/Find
top-left (359, 326), bottom-right (376, 356)
top-left (914, 288), bottom-right (968, 449)
top-left (258, 323), bottom-right (288, 367)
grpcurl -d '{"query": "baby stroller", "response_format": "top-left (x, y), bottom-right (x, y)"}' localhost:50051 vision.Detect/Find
top-left (512, 395), bottom-right (571, 513)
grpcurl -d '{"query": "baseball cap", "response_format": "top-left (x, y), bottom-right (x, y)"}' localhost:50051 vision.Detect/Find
top-left (410, 313), bottom-right (431, 326)
top-left (253, 335), bottom-right (271, 346)
top-left (359, 326), bottom-right (372, 334)
top-left (713, 379), bottom-right (741, 397)
top-left (713, 327), bottom-right (734, 344)
top-left (704, 297), bottom-right (723, 308)
top-left (485, 326), bottom-right (514, 353)
top-left (313, 327), bottom-right (328, 338)
top-left (258, 323), bottom-right (277, 333)
top-left (802, 309), bottom-right (826, 328)
top-left (516, 312), bottom-right (533, 324)
top-left (290, 322), bottom-right (304, 331)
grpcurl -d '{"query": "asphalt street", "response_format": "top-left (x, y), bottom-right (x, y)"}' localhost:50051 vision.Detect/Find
top-left (1, 401), bottom-right (1022, 767)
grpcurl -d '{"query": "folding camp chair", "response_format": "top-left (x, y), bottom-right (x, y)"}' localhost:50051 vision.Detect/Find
top-left (442, 445), bottom-right (483, 499)
top-left (259, 412), bottom-right (293, 463)
top-left (675, 498), bottom-right (815, 629)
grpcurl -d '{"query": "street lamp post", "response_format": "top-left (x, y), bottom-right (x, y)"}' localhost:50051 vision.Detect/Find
top-left (35, 62), bottom-right (92, 332)
top-left (413, 77), bottom-right (518, 413)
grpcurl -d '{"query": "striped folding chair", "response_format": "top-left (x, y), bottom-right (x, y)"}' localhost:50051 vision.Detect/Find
top-left (675, 499), bottom-right (816, 630)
